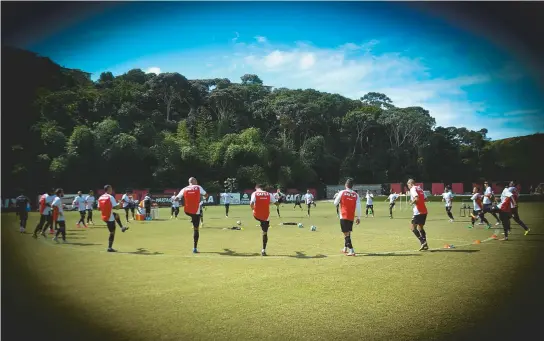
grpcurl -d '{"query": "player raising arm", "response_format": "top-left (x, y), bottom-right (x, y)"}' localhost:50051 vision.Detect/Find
top-left (333, 178), bottom-right (361, 256)
top-left (441, 186), bottom-right (455, 222)
top-left (407, 179), bottom-right (429, 251)
top-left (98, 185), bottom-right (129, 252)
top-left (250, 184), bottom-right (277, 256)
top-left (385, 190), bottom-right (399, 219)
top-left (175, 177), bottom-right (208, 253)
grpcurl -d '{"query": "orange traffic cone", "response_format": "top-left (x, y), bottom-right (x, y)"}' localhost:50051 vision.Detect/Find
top-left (491, 234), bottom-right (498, 239)
top-left (443, 244), bottom-right (451, 249)
top-left (473, 240), bottom-right (481, 244)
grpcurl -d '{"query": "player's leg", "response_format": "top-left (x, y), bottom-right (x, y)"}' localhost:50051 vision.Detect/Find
top-left (190, 214), bottom-right (200, 253)
top-left (260, 220), bottom-right (270, 256)
top-left (19, 211), bottom-right (28, 233)
top-left (468, 210), bottom-right (478, 228)
top-left (511, 207), bottom-right (529, 233)
top-left (486, 205), bottom-right (501, 225)
top-left (410, 216), bottom-right (425, 249)
top-left (307, 204), bottom-right (311, 217)
top-left (478, 210), bottom-right (491, 228)
top-left (446, 206), bottom-right (454, 221)
top-left (365, 205), bottom-right (369, 217)
top-left (171, 206), bottom-right (175, 219)
top-left (276, 202), bottom-right (281, 218)
top-left (174, 207), bottom-right (179, 218)
top-left (225, 203), bottom-right (230, 217)
top-left (87, 209), bottom-right (93, 224)
top-left (53, 220), bottom-right (67, 242)
top-left (33, 215), bottom-right (46, 238)
top-left (499, 212), bottom-right (511, 240)
top-left (79, 210), bottom-right (87, 227)
top-left (389, 203), bottom-right (394, 218)
top-left (125, 207), bottom-right (130, 222)
top-left (106, 221), bottom-right (117, 251)
top-left (370, 205), bottom-right (374, 216)
top-left (416, 214), bottom-right (429, 250)
top-left (340, 220), bottom-right (355, 256)
top-left (130, 207), bottom-right (135, 220)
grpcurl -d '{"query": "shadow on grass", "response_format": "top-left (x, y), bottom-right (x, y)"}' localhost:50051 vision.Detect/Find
top-left (65, 242), bottom-right (101, 247)
top-left (200, 249), bottom-right (327, 258)
top-left (118, 248), bottom-right (164, 256)
top-left (362, 253), bottom-right (422, 257)
top-left (429, 249), bottom-right (480, 253)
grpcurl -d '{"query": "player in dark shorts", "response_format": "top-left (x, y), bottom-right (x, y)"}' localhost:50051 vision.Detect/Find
top-left (407, 179), bottom-right (429, 251)
top-left (15, 193), bottom-right (30, 233)
top-left (274, 189), bottom-right (285, 218)
top-left (481, 181), bottom-right (501, 225)
top-left (333, 179), bottom-right (361, 256)
top-left (128, 195), bottom-right (136, 220)
top-left (508, 181), bottom-right (530, 235)
top-left (293, 194), bottom-right (303, 210)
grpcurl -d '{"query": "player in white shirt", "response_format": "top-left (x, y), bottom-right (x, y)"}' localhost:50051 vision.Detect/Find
top-left (98, 184), bottom-right (129, 252)
top-left (365, 190), bottom-right (374, 217)
top-left (273, 189), bottom-right (285, 218)
top-left (171, 192), bottom-right (181, 219)
top-left (121, 190), bottom-right (133, 223)
top-left (222, 192), bottom-right (233, 218)
top-left (482, 181), bottom-right (501, 226)
top-left (51, 188), bottom-right (67, 243)
top-left (303, 190), bottom-right (314, 217)
top-left (468, 187), bottom-right (491, 229)
top-left (33, 188), bottom-right (55, 238)
top-left (74, 191), bottom-right (88, 228)
top-left (507, 181), bottom-right (530, 235)
top-left (385, 190), bottom-right (399, 219)
top-left (441, 186), bottom-right (455, 222)
top-left (85, 190), bottom-right (95, 225)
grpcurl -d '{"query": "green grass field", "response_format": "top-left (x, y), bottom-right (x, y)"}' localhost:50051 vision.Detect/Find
top-left (3, 201), bottom-right (544, 341)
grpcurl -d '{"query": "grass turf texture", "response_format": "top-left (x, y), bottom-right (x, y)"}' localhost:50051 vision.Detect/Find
top-left (3, 202), bottom-right (544, 341)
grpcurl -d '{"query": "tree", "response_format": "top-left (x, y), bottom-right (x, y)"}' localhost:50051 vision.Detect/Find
top-left (147, 72), bottom-right (191, 121)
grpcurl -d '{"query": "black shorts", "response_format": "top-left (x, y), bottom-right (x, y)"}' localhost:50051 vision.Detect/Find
top-left (106, 221), bottom-right (116, 233)
top-left (411, 214), bottom-right (427, 226)
top-left (86, 208), bottom-right (93, 212)
top-left (307, 203), bottom-right (312, 208)
top-left (254, 216), bottom-right (270, 232)
top-left (366, 204), bottom-right (374, 209)
top-left (472, 209), bottom-right (483, 216)
top-left (57, 221), bottom-right (66, 229)
top-left (445, 206), bottom-right (452, 212)
top-left (511, 206), bottom-right (519, 216)
top-left (19, 211), bottom-right (28, 220)
top-left (499, 211), bottom-right (511, 221)
top-left (483, 204), bottom-right (493, 213)
top-left (225, 203), bottom-right (230, 209)
top-left (185, 212), bottom-right (201, 228)
top-left (340, 219), bottom-right (354, 233)
top-left (390, 202), bottom-right (395, 208)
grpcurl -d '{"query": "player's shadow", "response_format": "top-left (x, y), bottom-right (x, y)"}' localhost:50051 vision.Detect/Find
top-left (362, 252), bottom-right (421, 257)
top-left (287, 251), bottom-right (327, 259)
top-left (205, 249), bottom-right (261, 257)
top-left (429, 249), bottom-right (480, 253)
top-left (66, 242), bottom-right (101, 246)
top-left (118, 248), bottom-right (164, 256)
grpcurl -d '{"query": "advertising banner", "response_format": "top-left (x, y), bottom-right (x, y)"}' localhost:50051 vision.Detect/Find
top-left (239, 188), bottom-right (317, 204)
top-left (151, 193), bottom-right (174, 207)
top-left (219, 193), bottom-right (241, 205)
top-left (432, 183), bottom-right (445, 195)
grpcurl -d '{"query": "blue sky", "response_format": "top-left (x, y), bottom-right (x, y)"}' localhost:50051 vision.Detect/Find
top-left (22, 1), bottom-right (543, 140)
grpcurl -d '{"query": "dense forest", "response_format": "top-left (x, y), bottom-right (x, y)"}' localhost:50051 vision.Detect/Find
top-left (2, 46), bottom-right (543, 195)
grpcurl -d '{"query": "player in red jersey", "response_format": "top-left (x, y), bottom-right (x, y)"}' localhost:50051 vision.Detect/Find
top-left (333, 178), bottom-right (361, 256)
top-left (468, 187), bottom-right (491, 229)
top-left (98, 185), bottom-right (129, 252)
top-left (175, 177), bottom-right (208, 253)
top-left (407, 179), bottom-right (429, 251)
top-left (32, 188), bottom-right (55, 238)
top-left (250, 184), bottom-right (277, 256)
top-left (495, 183), bottom-right (516, 241)
top-left (508, 181), bottom-right (530, 235)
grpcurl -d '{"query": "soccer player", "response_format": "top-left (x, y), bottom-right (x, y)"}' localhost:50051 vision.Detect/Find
top-left (386, 190), bottom-right (399, 219)
top-left (274, 188), bottom-right (285, 218)
top-left (15, 192), bottom-right (30, 233)
top-left (365, 190), bottom-right (374, 218)
top-left (175, 177), bottom-right (208, 253)
top-left (143, 193), bottom-right (152, 220)
top-left (74, 191), bottom-right (88, 228)
top-left (482, 181), bottom-right (501, 226)
top-left (171, 192), bottom-right (181, 219)
top-left (495, 184), bottom-right (515, 241)
top-left (98, 185), bottom-right (129, 252)
top-left (441, 186), bottom-right (455, 222)
top-left (51, 188), bottom-right (67, 243)
top-left (85, 190), bottom-right (95, 225)
top-left (407, 179), bottom-right (429, 251)
top-left (303, 190), bottom-right (314, 217)
top-left (508, 181), bottom-right (530, 235)
top-left (250, 184), bottom-right (277, 256)
top-left (33, 189), bottom-right (54, 238)
top-left (222, 191), bottom-right (233, 218)
top-left (293, 193), bottom-right (303, 210)
top-left (468, 187), bottom-right (491, 229)
top-left (333, 178), bottom-right (361, 256)
top-left (121, 190), bottom-right (132, 223)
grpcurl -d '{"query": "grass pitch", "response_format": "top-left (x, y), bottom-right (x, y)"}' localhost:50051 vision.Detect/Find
top-left (3, 201), bottom-right (544, 341)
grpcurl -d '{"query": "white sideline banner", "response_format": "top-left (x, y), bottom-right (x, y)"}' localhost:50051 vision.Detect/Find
top-left (220, 193), bottom-right (241, 205)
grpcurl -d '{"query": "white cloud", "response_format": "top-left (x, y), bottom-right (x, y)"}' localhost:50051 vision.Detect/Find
top-left (232, 32), bottom-right (240, 43)
top-left (203, 40), bottom-right (535, 138)
top-left (502, 109), bottom-right (540, 117)
top-left (255, 36), bottom-right (267, 43)
top-left (145, 67), bottom-right (161, 74)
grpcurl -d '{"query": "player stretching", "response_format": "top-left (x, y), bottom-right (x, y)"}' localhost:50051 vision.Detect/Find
top-left (98, 185), bottom-right (129, 252)
top-left (386, 190), bottom-right (399, 219)
top-left (333, 178), bottom-right (361, 256)
top-left (171, 192), bottom-right (181, 219)
top-left (365, 190), bottom-right (374, 217)
top-left (15, 193), bottom-right (30, 233)
top-left (250, 184), bottom-right (277, 256)
top-left (407, 179), bottom-right (429, 251)
top-left (51, 188), bottom-right (67, 243)
top-left (175, 177), bottom-right (208, 253)
top-left (468, 187), bottom-right (491, 228)
top-left (304, 190), bottom-right (314, 217)
top-left (74, 191), bottom-right (88, 228)
top-left (482, 181), bottom-right (501, 226)
top-left (441, 186), bottom-right (455, 222)
top-left (508, 181), bottom-right (530, 235)
top-left (293, 193), bottom-right (303, 211)
top-left (33, 189), bottom-right (54, 238)
top-left (222, 192), bottom-right (233, 218)
top-left (495, 184), bottom-right (515, 241)
top-left (121, 190), bottom-right (132, 223)
top-left (85, 190), bottom-right (95, 225)
top-left (274, 189), bottom-right (285, 218)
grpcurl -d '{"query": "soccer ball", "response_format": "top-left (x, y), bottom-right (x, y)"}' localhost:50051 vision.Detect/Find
top-left (237, 220), bottom-right (241, 225)
top-left (298, 223), bottom-right (303, 228)
top-left (310, 226), bottom-right (317, 231)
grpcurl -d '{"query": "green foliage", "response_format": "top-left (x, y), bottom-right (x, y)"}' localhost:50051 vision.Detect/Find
top-left (3, 47), bottom-right (542, 194)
